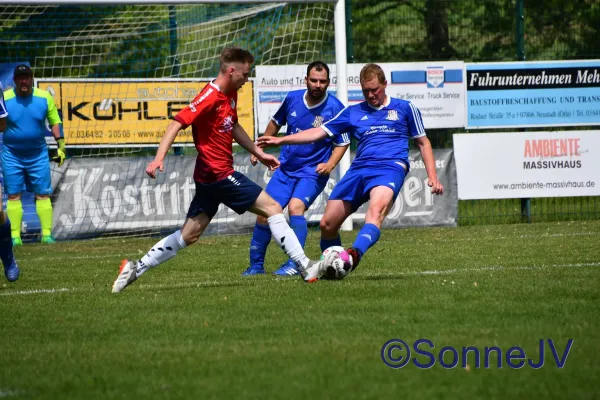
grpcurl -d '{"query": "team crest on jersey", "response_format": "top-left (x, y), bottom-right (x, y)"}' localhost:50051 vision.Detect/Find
top-left (386, 110), bottom-right (399, 121)
top-left (230, 99), bottom-right (236, 109)
top-left (219, 115), bottom-right (234, 133)
top-left (312, 116), bottom-right (324, 128)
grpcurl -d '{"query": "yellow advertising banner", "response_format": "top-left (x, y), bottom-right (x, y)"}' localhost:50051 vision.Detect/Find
top-left (37, 80), bottom-right (254, 145)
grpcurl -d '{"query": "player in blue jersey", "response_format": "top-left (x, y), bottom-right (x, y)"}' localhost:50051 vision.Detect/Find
top-left (243, 61), bottom-right (349, 277)
top-left (0, 82), bottom-right (20, 281)
top-left (259, 63), bottom-right (444, 281)
top-left (2, 65), bottom-right (66, 246)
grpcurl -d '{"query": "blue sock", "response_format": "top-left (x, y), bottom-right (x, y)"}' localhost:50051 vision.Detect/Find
top-left (352, 223), bottom-right (381, 257)
top-left (249, 223), bottom-right (271, 268)
top-left (0, 218), bottom-right (14, 268)
top-left (320, 235), bottom-right (342, 252)
top-left (289, 215), bottom-right (308, 248)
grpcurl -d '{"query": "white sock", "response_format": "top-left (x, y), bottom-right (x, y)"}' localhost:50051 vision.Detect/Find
top-left (267, 214), bottom-right (309, 268)
top-left (137, 230), bottom-right (187, 277)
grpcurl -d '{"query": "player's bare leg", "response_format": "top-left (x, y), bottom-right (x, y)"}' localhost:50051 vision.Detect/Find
top-left (319, 199), bottom-right (352, 249)
top-left (346, 186), bottom-right (395, 271)
top-left (112, 213), bottom-right (210, 293)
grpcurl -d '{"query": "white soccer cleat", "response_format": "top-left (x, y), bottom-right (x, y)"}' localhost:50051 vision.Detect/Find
top-left (298, 259), bottom-right (324, 283)
top-left (112, 259), bottom-right (138, 293)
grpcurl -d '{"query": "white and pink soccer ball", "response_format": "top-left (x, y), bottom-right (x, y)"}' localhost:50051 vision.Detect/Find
top-left (320, 246), bottom-right (353, 280)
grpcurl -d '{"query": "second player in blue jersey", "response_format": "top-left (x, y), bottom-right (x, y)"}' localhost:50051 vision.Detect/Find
top-left (258, 63), bottom-right (444, 281)
top-left (243, 61), bottom-right (349, 276)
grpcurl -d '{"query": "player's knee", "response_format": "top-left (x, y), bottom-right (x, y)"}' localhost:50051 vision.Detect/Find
top-left (288, 199), bottom-right (306, 216)
top-left (256, 214), bottom-right (268, 225)
top-left (320, 218), bottom-right (340, 235)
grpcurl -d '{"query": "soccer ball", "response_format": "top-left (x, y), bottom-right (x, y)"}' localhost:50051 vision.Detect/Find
top-left (320, 246), bottom-right (353, 280)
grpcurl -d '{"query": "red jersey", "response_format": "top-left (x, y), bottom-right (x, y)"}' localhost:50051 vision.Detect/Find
top-left (174, 82), bottom-right (238, 183)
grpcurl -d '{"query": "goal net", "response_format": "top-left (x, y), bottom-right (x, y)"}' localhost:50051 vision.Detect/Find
top-left (0, 1), bottom-right (342, 241)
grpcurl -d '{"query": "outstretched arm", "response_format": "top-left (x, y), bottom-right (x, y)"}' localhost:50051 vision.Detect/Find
top-left (146, 120), bottom-right (183, 178)
top-left (258, 127), bottom-right (328, 147)
top-left (414, 136), bottom-right (444, 195)
top-left (233, 122), bottom-right (280, 171)
top-left (251, 120), bottom-right (281, 166)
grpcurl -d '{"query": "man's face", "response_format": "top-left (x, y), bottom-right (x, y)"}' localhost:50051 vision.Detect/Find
top-left (361, 77), bottom-right (387, 107)
top-left (230, 62), bottom-right (251, 91)
top-left (305, 68), bottom-right (329, 101)
top-left (14, 74), bottom-right (33, 96)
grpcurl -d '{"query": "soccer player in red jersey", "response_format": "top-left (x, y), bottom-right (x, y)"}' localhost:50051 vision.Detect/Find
top-left (112, 48), bottom-right (323, 293)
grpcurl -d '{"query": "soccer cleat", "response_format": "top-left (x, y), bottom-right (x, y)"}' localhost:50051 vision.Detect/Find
top-left (12, 237), bottom-right (22, 247)
top-left (4, 260), bottom-right (20, 282)
top-left (112, 259), bottom-right (138, 293)
top-left (345, 247), bottom-right (361, 271)
top-left (241, 265), bottom-right (265, 276)
top-left (297, 259), bottom-right (323, 283)
top-left (41, 235), bottom-right (56, 244)
top-left (272, 259), bottom-right (299, 276)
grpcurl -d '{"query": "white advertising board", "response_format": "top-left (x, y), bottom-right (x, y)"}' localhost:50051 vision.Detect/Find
top-left (454, 130), bottom-right (600, 199)
top-left (256, 62), bottom-right (465, 133)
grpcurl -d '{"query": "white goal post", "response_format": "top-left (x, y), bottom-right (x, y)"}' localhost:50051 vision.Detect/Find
top-left (0, 0), bottom-right (353, 240)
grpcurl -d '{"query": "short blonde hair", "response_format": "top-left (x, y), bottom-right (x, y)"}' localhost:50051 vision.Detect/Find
top-left (360, 63), bottom-right (386, 84)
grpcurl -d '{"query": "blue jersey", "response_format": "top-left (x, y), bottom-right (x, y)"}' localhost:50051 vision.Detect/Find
top-left (3, 87), bottom-right (61, 157)
top-left (0, 83), bottom-right (7, 119)
top-left (322, 97), bottom-right (425, 171)
top-left (273, 89), bottom-right (347, 178)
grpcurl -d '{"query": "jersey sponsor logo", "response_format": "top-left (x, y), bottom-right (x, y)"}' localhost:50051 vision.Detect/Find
top-left (290, 111), bottom-right (297, 117)
top-left (360, 115), bottom-right (368, 121)
top-left (312, 115), bottom-right (324, 128)
top-left (190, 88), bottom-right (213, 112)
top-left (387, 110), bottom-right (399, 121)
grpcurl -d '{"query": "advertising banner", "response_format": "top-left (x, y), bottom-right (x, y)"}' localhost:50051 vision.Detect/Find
top-left (50, 150), bottom-right (456, 240)
top-left (466, 60), bottom-right (600, 128)
top-left (256, 62), bottom-right (465, 133)
top-left (453, 130), bottom-right (600, 199)
top-left (37, 79), bottom-right (255, 145)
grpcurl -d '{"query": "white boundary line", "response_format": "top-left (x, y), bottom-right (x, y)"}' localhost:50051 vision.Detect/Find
top-left (1, 262), bottom-right (599, 296)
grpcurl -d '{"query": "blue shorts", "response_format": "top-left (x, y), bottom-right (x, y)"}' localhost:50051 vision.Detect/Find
top-left (265, 169), bottom-right (328, 209)
top-left (329, 164), bottom-right (407, 212)
top-left (187, 171), bottom-right (263, 219)
top-left (1, 148), bottom-right (52, 196)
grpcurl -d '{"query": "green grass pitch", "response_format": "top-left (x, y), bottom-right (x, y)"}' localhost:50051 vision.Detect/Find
top-left (1, 221), bottom-right (599, 399)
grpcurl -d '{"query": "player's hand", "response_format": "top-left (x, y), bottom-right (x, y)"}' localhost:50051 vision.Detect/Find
top-left (315, 162), bottom-right (333, 175)
top-left (51, 138), bottom-right (66, 167)
top-left (250, 154), bottom-right (258, 166)
top-left (257, 136), bottom-right (283, 148)
top-left (146, 159), bottom-right (164, 179)
top-left (257, 152), bottom-right (280, 171)
top-left (428, 178), bottom-right (444, 195)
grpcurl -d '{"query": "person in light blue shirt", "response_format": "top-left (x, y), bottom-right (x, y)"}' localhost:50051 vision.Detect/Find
top-left (3, 64), bottom-right (66, 246)
top-left (243, 61), bottom-right (349, 277)
top-left (0, 82), bottom-right (20, 281)
top-left (259, 63), bottom-right (444, 280)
